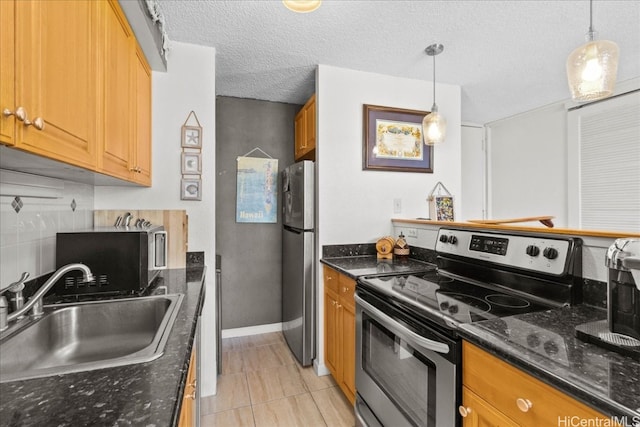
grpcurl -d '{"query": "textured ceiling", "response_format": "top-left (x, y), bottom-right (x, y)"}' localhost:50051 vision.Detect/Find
top-left (158, 0), bottom-right (640, 124)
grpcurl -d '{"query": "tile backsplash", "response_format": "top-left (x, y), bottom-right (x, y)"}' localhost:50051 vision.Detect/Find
top-left (0, 170), bottom-right (94, 287)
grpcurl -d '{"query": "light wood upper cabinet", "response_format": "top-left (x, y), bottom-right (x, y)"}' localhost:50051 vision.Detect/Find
top-left (98, 0), bottom-right (134, 181)
top-left (132, 44), bottom-right (152, 186)
top-left (97, 0), bottom-right (151, 185)
top-left (323, 265), bottom-right (356, 405)
top-left (0, 0), bottom-right (15, 146)
top-left (462, 341), bottom-right (615, 427)
top-left (1, 0), bottom-right (152, 186)
top-left (294, 94), bottom-right (316, 161)
top-left (11, 0), bottom-right (98, 169)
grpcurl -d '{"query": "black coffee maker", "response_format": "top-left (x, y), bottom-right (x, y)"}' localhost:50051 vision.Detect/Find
top-left (606, 238), bottom-right (640, 340)
top-left (576, 238), bottom-right (640, 359)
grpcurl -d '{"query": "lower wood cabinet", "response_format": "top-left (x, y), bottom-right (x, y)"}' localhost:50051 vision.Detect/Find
top-left (323, 265), bottom-right (356, 405)
top-left (461, 341), bottom-right (615, 427)
top-left (178, 348), bottom-right (197, 427)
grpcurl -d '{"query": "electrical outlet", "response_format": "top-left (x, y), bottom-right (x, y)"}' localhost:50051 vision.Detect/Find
top-left (393, 198), bottom-right (402, 213)
top-left (406, 228), bottom-right (418, 238)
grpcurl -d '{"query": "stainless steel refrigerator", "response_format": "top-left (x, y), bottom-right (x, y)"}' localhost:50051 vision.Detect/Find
top-left (282, 160), bottom-right (315, 366)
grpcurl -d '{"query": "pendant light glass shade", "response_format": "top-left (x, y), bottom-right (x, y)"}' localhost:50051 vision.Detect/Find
top-left (422, 106), bottom-right (447, 145)
top-left (566, 0), bottom-right (619, 102)
top-left (567, 39), bottom-right (619, 102)
top-left (423, 44), bottom-right (446, 145)
top-left (282, 0), bottom-right (321, 13)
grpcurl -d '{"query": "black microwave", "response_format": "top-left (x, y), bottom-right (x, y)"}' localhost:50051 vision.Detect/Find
top-left (55, 226), bottom-right (168, 296)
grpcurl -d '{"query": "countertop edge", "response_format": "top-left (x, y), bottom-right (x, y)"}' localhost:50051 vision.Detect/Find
top-left (391, 218), bottom-right (640, 239)
top-left (170, 266), bottom-right (207, 427)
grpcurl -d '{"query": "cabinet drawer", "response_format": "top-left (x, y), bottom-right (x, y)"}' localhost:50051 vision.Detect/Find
top-left (338, 274), bottom-right (355, 310)
top-left (463, 341), bottom-right (613, 427)
top-left (323, 265), bottom-right (339, 293)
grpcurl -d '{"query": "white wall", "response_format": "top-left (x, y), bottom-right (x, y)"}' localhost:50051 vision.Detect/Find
top-left (95, 42), bottom-right (217, 396)
top-left (486, 102), bottom-right (568, 227)
top-left (314, 64), bottom-right (461, 374)
top-left (317, 65), bottom-right (462, 244)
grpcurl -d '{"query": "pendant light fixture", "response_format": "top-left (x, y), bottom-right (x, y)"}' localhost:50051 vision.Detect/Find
top-left (423, 44), bottom-right (446, 145)
top-left (282, 0), bottom-right (321, 13)
top-left (566, 0), bottom-right (619, 102)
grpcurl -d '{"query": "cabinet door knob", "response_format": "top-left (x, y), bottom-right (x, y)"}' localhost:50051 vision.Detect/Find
top-left (516, 398), bottom-right (533, 412)
top-left (3, 106), bottom-right (26, 121)
top-left (458, 406), bottom-right (472, 417)
top-left (336, 303), bottom-right (342, 309)
top-left (342, 286), bottom-right (348, 292)
top-left (24, 116), bottom-right (45, 131)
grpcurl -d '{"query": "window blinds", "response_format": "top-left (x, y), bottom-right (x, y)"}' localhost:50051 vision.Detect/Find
top-left (568, 91), bottom-right (640, 232)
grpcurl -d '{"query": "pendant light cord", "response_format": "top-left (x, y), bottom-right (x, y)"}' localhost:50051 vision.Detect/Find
top-left (587, 0), bottom-right (595, 41)
top-left (432, 54), bottom-right (436, 108)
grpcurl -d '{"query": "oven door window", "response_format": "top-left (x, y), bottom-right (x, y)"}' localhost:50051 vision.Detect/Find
top-left (362, 315), bottom-right (436, 427)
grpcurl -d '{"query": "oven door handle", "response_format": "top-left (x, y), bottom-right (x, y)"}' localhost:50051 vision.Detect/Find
top-left (355, 295), bottom-right (450, 355)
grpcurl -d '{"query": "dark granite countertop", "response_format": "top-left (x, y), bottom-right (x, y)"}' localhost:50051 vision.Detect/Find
top-left (0, 267), bottom-right (206, 427)
top-left (459, 305), bottom-right (640, 421)
top-left (320, 256), bottom-right (435, 279)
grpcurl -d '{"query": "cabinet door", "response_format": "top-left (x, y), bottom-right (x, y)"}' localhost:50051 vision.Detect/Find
top-left (304, 95), bottom-right (316, 152)
top-left (0, 0), bottom-right (15, 146)
top-left (98, 0), bottom-right (133, 180)
top-left (340, 302), bottom-right (356, 405)
top-left (294, 109), bottom-right (305, 160)
top-left (324, 287), bottom-right (339, 380)
top-left (132, 44), bottom-right (151, 186)
top-left (14, 0), bottom-right (97, 168)
top-left (461, 386), bottom-right (520, 427)
top-left (178, 349), bottom-right (197, 427)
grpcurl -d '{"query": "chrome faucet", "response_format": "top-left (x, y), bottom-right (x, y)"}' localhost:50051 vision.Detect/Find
top-left (0, 264), bottom-right (94, 331)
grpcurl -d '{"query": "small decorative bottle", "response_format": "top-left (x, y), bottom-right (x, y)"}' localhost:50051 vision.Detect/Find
top-left (393, 232), bottom-right (410, 259)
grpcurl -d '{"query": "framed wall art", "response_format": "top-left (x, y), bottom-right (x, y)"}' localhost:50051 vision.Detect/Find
top-left (181, 111), bottom-right (203, 148)
top-left (363, 104), bottom-right (434, 173)
top-left (181, 177), bottom-right (202, 201)
top-left (427, 181), bottom-right (454, 221)
top-left (181, 152), bottom-right (202, 175)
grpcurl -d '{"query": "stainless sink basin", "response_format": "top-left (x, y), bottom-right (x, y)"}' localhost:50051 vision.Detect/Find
top-left (0, 293), bottom-right (183, 383)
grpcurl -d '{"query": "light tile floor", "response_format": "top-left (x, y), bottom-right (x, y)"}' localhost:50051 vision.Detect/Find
top-left (201, 332), bottom-right (356, 427)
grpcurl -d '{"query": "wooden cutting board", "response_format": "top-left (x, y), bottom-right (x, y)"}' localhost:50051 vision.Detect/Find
top-left (93, 209), bottom-right (188, 268)
top-left (467, 216), bottom-right (555, 228)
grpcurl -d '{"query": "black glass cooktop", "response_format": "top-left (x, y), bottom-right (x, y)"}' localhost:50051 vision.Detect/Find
top-left (358, 270), bottom-right (550, 327)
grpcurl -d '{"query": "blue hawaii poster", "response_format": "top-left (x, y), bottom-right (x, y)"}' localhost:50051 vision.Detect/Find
top-left (236, 157), bottom-right (279, 223)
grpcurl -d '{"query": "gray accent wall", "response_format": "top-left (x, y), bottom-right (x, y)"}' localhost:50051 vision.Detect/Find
top-left (216, 96), bottom-right (300, 330)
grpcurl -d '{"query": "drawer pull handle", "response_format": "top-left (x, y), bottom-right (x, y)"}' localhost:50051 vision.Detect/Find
top-left (516, 398), bottom-right (532, 412)
top-left (343, 286), bottom-right (348, 292)
top-left (458, 406), bottom-right (472, 417)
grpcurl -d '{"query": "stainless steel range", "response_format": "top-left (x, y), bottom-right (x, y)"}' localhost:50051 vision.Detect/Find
top-left (355, 227), bottom-right (583, 427)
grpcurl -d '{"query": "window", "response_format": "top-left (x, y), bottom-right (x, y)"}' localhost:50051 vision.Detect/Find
top-left (567, 91), bottom-right (640, 232)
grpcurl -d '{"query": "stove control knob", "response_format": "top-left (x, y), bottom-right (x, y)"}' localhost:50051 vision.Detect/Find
top-left (543, 247), bottom-right (558, 260)
top-left (448, 235), bottom-right (458, 245)
top-left (439, 235), bottom-right (449, 243)
top-left (448, 305), bottom-right (459, 314)
top-left (440, 301), bottom-right (450, 310)
top-left (525, 245), bottom-right (540, 257)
